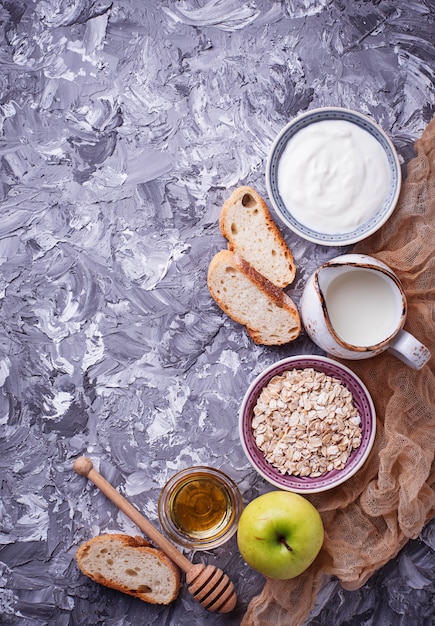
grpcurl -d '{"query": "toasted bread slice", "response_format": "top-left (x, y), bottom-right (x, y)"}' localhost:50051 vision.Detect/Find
top-left (76, 534), bottom-right (181, 605)
top-left (208, 250), bottom-right (301, 345)
top-left (219, 186), bottom-right (296, 288)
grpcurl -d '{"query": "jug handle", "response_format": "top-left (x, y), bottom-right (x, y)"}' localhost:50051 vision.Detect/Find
top-left (387, 330), bottom-right (431, 370)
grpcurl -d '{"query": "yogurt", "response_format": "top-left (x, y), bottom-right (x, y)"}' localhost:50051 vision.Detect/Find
top-left (277, 120), bottom-right (391, 234)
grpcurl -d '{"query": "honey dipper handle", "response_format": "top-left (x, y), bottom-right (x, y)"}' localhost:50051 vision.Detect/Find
top-left (73, 456), bottom-right (192, 573)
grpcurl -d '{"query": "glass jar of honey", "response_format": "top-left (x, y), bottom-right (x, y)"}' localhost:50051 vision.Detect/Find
top-left (158, 466), bottom-right (243, 550)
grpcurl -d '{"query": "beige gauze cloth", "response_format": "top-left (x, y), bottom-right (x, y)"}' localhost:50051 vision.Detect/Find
top-left (241, 116), bottom-right (435, 626)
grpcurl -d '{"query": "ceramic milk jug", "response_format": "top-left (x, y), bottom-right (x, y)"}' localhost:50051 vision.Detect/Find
top-left (300, 254), bottom-right (431, 370)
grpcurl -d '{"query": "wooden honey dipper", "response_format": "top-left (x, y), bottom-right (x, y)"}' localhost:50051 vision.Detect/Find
top-left (73, 456), bottom-right (237, 613)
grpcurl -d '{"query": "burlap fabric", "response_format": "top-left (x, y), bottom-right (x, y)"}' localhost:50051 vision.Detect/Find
top-left (241, 117), bottom-right (435, 626)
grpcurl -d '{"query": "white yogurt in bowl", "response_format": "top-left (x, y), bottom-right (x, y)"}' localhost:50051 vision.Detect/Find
top-left (266, 108), bottom-right (401, 246)
top-left (277, 120), bottom-right (391, 234)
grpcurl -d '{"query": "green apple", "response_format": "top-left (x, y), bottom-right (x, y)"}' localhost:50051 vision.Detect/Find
top-left (237, 490), bottom-right (324, 579)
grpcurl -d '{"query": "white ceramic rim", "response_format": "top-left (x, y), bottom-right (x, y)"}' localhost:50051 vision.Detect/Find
top-left (239, 355), bottom-right (377, 493)
top-left (265, 107), bottom-right (402, 246)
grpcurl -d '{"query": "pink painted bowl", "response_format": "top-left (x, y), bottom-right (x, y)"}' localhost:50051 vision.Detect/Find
top-left (239, 355), bottom-right (376, 493)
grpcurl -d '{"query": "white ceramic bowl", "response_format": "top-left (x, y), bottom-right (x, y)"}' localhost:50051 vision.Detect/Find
top-left (266, 107), bottom-right (401, 246)
top-left (239, 355), bottom-right (376, 493)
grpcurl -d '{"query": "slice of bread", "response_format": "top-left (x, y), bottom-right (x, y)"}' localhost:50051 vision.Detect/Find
top-left (76, 534), bottom-right (181, 605)
top-left (208, 250), bottom-right (301, 345)
top-left (219, 186), bottom-right (296, 288)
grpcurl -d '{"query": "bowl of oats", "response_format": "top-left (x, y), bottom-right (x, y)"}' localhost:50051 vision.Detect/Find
top-left (239, 355), bottom-right (376, 493)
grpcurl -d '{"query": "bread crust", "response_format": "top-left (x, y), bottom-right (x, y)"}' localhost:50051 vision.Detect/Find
top-left (76, 534), bottom-right (181, 605)
top-left (207, 250), bottom-right (301, 345)
top-left (219, 186), bottom-right (296, 288)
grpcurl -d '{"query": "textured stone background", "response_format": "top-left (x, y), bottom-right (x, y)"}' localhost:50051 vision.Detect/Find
top-left (0, 1), bottom-right (433, 625)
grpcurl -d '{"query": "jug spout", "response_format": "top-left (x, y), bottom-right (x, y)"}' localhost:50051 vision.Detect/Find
top-left (316, 264), bottom-right (350, 297)
top-left (313, 263), bottom-right (365, 350)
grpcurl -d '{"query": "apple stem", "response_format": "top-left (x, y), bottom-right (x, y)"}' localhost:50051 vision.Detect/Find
top-left (278, 534), bottom-right (293, 552)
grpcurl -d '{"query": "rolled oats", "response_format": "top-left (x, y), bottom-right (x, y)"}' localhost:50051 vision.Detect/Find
top-left (252, 368), bottom-right (362, 477)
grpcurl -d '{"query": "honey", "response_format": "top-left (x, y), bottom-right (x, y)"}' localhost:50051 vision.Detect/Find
top-left (170, 474), bottom-right (232, 538)
top-left (158, 467), bottom-right (243, 550)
